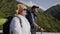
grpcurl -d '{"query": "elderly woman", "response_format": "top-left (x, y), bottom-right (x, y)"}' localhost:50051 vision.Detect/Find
top-left (10, 4), bottom-right (31, 34)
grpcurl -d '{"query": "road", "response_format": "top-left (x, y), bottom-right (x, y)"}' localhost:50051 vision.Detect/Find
top-left (0, 30), bottom-right (60, 34)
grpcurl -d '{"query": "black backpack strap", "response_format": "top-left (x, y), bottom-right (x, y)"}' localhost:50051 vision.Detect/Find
top-left (16, 16), bottom-right (22, 27)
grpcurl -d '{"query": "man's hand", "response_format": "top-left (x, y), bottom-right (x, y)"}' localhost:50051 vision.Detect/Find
top-left (33, 23), bottom-right (44, 32)
top-left (39, 27), bottom-right (44, 32)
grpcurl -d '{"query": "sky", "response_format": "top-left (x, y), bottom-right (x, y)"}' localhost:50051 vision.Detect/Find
top-left (17, 0), bottom-right (60, 11)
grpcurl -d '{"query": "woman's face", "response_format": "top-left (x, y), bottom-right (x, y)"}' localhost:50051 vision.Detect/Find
top-left (21, 9), bottom-right (27, 16)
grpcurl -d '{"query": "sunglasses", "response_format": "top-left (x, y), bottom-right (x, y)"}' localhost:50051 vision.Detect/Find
top-left (23, 9), bottom-right (27, 11)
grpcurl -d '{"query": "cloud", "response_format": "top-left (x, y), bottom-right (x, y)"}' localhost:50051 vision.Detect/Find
top-left (19, 1), bottom-right (37, 7)
top-left (39, 6), bottom-right (46, 10)
top-left (52, 3), bottom-right (59, 6)
top-left (27, 1), bottom-right (37, 6)
top-left (17, 0), bottom-right (46, 10)
top-left (46, 3), bottom-right (60, 10)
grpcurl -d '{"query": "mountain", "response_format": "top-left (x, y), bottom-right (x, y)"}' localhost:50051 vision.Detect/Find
top-left (37, 12), bottom-right (60, 32)
top-left (44, 4), bottom-right (60, 20)
top-left (0, 0), bottom-right (28, 18)
top-left (0, 0), bottom-right (60, 32)
top-left (39, 8), bottom-right (44, 13)
top-left (0, 0), bottom-right (18, 17)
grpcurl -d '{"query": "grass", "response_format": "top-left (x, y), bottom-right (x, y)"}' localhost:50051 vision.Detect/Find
top-left (0, 18), bottom-right (7, 30)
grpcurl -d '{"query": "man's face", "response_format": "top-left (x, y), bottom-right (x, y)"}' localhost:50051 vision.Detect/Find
top-left (33, 8), bottom-right (38, 13)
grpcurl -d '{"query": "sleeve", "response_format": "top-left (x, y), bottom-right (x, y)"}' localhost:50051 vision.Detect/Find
top-left (10, 17), bottom-right (22, 34)
top-left (31, 13), bottom-right (35, 23)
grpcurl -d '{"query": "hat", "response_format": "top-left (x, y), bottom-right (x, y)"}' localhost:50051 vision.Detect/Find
top-left (32, 5), bottom-right (39, 9)
top-left (17, 4), bottom-right (27, 10)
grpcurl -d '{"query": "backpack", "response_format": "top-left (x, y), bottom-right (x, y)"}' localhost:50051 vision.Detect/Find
top-left (26, 11), bottom-right (32, 24)
top-left (3, 16), bottom-right (22, 34)
top-left (26, 11), bottom-right (35, 29)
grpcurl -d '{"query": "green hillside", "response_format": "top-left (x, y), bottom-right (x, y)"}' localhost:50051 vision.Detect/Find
top-left (37, 12), bottom-right (60, 32)
top-left (0, 0), bottom-right (19, 18)
top-left (44, 4), bottom-right (60, 20)
top-left (0, 0), bottom-right (60, 32)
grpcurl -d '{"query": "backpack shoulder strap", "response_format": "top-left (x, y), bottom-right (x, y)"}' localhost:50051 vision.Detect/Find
top-left (16, 16), bottom-right (22, 27)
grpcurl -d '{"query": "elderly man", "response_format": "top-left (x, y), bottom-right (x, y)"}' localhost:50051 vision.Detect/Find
top-left (26, 5), bottom-right (44, 34)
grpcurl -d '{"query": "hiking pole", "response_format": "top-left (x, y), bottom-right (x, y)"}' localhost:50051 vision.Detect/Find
top-left (41, 31), bottom-right (42, 34)
top-left (40, 28), bottom-right (44, 34)
top-left (39, 28), bottom-right (42, 34)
